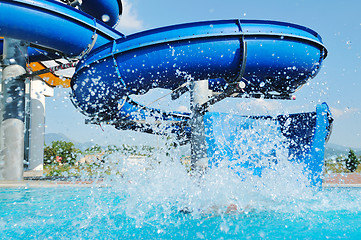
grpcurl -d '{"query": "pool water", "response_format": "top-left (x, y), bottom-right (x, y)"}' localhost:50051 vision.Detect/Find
top-left (1, 158), bottom-right (361, 239)
top-left (1, 188), bottom-right (361, 239)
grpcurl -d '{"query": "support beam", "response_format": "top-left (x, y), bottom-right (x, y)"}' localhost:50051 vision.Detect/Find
top-left (190, 80), bottom-right (210, 172)
top-left (24, 77), bottom-right (54, 177)
top-left (0, 38), bottom-right (27, 180)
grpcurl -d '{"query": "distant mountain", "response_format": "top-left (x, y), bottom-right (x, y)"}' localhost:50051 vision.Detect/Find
top-left (77, 141), bottom-right (101, 152)
top-left (45, 133), bottom-right (104, 151)
top-left (45, 133), bottom-right (74, 146)
top-left (325, 143), bottom-right (361, 158)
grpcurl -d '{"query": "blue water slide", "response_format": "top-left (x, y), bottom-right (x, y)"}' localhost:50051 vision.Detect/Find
top-left (0, 0), bottom-right (123, 58)
top-left (0, 0), bottom-right (328, 144)
top-left (79, 0), bottom-right (122, 27)
top-left (0, 0), bottom-right (331, 184)
top-left (71, 19), bottom-right (327, 135)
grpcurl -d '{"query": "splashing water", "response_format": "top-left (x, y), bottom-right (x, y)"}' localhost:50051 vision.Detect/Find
top-left (1, 119), bottom-right (361, 238)
top-left (1, 146), bottom-right (361, 239)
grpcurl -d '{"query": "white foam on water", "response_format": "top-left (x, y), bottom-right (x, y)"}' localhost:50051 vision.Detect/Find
top-left (95, 152), bottom-right (307, 220)
top-left (82, 126), bottom-right (361, 230)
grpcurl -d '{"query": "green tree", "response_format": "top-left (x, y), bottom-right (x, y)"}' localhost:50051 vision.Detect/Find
top-left (121, 144), bottom-right (137, 155)
top-left (105, 145), bottom-right (121, 154)
top-left (44, 145), bottom-right (57, 165)
top-left (44, 141), bottom-right (81, 165)
top-left (85, 144), bottom-right (103, 154)
top-left (345, 149), bottom-right (360, 172)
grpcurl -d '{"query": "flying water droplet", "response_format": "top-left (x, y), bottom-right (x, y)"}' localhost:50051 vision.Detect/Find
top-left (102, 14), bottom-right (110, 22)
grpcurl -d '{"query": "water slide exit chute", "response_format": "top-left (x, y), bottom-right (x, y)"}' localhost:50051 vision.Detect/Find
top-left (205, 103), bottom-right (332, 186)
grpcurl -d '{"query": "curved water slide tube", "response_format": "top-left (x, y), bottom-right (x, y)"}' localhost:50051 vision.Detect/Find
top-left (0, 0), bottom-right (123, 61)
top-left (71, 19), bottom-right (327, 137)
top-left (0, 0), bottom-right (124, 60)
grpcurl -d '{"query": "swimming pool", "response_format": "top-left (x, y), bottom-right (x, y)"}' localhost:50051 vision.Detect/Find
top-left (1, 160), bottom-right (361, 239)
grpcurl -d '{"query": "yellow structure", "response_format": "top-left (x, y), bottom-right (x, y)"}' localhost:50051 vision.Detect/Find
top-left (28, 62), bottom-right (71, 88)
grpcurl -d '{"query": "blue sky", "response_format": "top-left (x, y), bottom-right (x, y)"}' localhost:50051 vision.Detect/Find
top-left (46, 0), bottom-right (361, 148)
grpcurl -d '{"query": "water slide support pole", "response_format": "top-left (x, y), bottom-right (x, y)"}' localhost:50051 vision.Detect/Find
top-left (24, 77), bottom-right (54, 176)
top-left (190, 79), bottom-right (210, 172)
top-left (0, 38), bottom-right (27, 180)
top-left (24, 78), bottom-right (31, 171)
